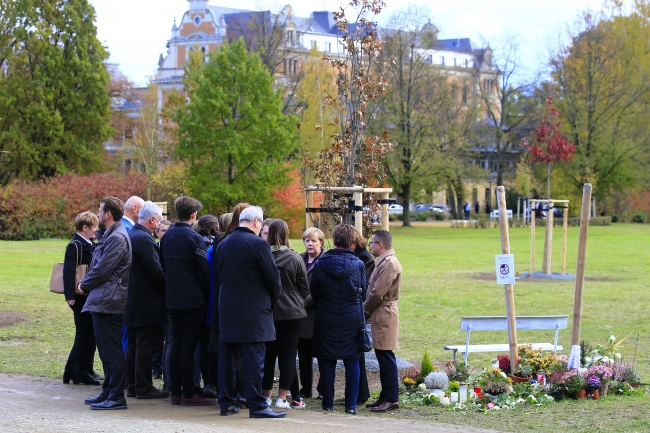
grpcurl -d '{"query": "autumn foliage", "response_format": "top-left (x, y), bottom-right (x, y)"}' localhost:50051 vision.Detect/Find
top-left (0, 173), bottom-right (146, 240)
top-left (521, 97), bottom-right (575, 197)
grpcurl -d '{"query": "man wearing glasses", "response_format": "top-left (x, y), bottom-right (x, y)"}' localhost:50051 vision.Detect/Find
top-left (364, 230), bottom-right (403, 413)
top-left (215, 206), bottom-right (285, 418)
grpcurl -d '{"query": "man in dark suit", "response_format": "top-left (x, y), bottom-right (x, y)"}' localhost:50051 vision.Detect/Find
top-left (159, 196), bottom-right (213, 406)
top-left (124, 201), bottom-right (168, 400)
top-left (216, 205), bottom-right (285, 418)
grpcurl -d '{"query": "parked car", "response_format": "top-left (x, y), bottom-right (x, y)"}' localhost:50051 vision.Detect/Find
top-left (388, 204), bottom-right (403, 215)
top-left (415, 204), bottom-right (447, 213)
top-left (432, 204), bottom-right (449, 213)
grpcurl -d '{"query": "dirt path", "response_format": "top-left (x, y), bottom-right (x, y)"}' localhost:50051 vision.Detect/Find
top-left (0, 373), bottom-right (500, 433)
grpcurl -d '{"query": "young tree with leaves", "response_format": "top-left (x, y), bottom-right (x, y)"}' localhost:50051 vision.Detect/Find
top-left (172, 40), bottom-right (298, 214)
top-left (521, 98), bottom-right (575, 199)
top-left (0, 0), bottom-right (111, 185)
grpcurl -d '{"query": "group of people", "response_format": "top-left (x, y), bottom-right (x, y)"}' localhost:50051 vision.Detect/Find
top-left (62, 195), bottom-right (403, 418)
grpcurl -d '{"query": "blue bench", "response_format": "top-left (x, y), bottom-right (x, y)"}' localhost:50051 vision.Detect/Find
top-left (443, 315), bottom-right (568, 362)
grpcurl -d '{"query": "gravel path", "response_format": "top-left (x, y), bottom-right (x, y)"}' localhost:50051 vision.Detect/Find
top-left (0, 373), bottom-right (500, 433)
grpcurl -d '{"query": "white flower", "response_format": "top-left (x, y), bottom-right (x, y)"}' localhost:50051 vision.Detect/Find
top-left (608, 335), bottom-right (616, 344)
top-left (418, 383), bottom-right (427, 392)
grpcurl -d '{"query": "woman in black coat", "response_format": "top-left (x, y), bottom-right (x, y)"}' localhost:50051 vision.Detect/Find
top-left (310, 224), bottom-right (366, 414)
top-left (296, 227), bottom-right (326, 399)
top-left (62, 211), bottom-right (99, 385)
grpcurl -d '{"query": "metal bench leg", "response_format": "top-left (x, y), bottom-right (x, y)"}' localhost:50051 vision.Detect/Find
top-left (452, 349), bottom-right (457, 361)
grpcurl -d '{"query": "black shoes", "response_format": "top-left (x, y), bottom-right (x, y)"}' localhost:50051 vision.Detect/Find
top-left (345, 409), bottom-right (356, 415)
top-left (136, 387), bottom-right (170, 399)
top-left (220, 405), bottom-right (240, 416)
top-left (249, 407), bottom-right (287, 418)
top-left (90, 399), bottom-right (127, 410)
top-left (202, 384), bottom-right (217, 399)
top-left (73, 374), bottom-right (100, 385)
top-left (85, 393), bottom-right (108, 405)
top-left (126, 387), bottom-right (136, 398)
top-left (89, 371), bottom-right (104, 381)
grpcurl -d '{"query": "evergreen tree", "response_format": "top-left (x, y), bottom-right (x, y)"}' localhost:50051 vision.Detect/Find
top-left (0, 0), bottom-right (112, 185)
top-left (173, 39), bottom-right (298, 214)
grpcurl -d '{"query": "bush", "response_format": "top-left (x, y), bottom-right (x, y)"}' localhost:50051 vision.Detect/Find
top-left (611, 215), bottom-right (619, 223)
top-left (415, 212), bottom-right (428, 221)
top-left (421, 351), bottom-right (434, 379)
top-left (424, 371), bottom-right (449, 390)
top-left (0, 173), bottom-right (146, 240)
top-left (632, 214), bottom-right (647, 223)
top-left (433, 212), bottom-right (446, 221)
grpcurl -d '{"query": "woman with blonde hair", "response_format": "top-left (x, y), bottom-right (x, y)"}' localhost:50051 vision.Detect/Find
top-left (63, 211), bottom-right (101, 385)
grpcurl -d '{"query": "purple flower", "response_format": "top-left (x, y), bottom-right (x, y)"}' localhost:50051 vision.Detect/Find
top-left (587, 375), bottom-right (601, 389)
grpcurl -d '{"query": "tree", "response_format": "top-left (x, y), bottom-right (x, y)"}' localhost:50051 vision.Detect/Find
top-left (122, 82), bottom-right (172, 200)
top-left (172, 40), bottom-right (299, 214)
top-left (375, 6), bottom-right (476, 226)
top-left (296, 47), bottom-right (337, 179)
top-left (550, 7), bottom-right (650, 199)
top-left (521, 97), bottom-right (575, 199)
top-left (473, 36), bottom-right (535, 188)
top-left (0, 0), bottom-right (112, 185)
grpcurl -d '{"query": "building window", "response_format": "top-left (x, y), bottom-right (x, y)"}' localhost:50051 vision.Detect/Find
top-left (124, 129), bottom-right (133, 140)
top-left (194, 16), bottom-right (201, 26)
top-left (286, 30), bottom-right (294, 46)
top-left (440, 56), bottom-right (445, 65)
top-left (464, 59), bottom-right (469, 68)
top-left (325, 42), bottom-right (331, 52)
top-left (311, 40), bottom-right (317, 49)
top-left (427, 54), bottom-right (432, 64)
top-left (453, 58), bottom-right (457, 66)
top-left (462, 85), bottom-right (468, 105)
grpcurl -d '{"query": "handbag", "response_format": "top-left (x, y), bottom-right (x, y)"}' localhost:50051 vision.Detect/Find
top-left (360, 323), bottom-right (373, 352)
top-left (50, 240), bottom-right (89, 294)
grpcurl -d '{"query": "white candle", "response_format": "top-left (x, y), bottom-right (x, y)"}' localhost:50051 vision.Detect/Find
top-left (459, 384), bottom-right (468, 402)
top-left (450, 392), bottom-right (459, 403)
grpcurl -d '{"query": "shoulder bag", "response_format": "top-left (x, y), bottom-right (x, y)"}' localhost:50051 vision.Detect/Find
top-left (49, 240), bottom-right (89, 294)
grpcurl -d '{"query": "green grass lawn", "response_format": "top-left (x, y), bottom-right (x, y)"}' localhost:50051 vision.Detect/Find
top-left (1, 223), bottom-right (649, 431)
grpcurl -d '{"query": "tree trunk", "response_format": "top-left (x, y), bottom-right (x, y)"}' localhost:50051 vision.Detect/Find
top-left (400, 182), bottom-right (412, 227)
top-left (447, 181), bottom-right (457, 219)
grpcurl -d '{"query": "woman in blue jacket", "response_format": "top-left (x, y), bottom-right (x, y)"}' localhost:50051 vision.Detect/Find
top-left (310, 224), bottom-right (367, 414)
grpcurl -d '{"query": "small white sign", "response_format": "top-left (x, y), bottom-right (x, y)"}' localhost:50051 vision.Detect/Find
top-left (495, 254), bottom-right (515, 285)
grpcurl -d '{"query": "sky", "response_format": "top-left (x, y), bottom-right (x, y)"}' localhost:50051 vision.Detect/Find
top-left (89, 0), bottom-right (608, 86)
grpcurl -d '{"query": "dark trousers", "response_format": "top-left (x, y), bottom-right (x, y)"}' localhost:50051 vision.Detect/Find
top-left (358, 352), bottom-right (370, 403)
top-left (163, 315), bottom-right (172, 391)
top-left (262, 319), bottom-right (301, 398)
top-left (170, 307), bottom-right (204, 399)
top-left (126, 325), bottom-right (158, 396)
top-left (64, 310), bottom-right (96, 379)
top-left (93, 313), bottom-right (126, 401)
top-left (151, 325), bottom-right (164, 376)
top-left (375, 349), bottom-right (399, 403)
top-left (318, 357), bottom-right (359, 411)
top-left (297, 337), bottom-right (314, 397)
top-left (218, 341), bottom-right (266, 414)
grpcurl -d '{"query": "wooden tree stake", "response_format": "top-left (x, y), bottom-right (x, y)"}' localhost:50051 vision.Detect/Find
top-left (571, 184), bottom-right (592, 346)
top-left (497, 186), bottom-right (518, 372)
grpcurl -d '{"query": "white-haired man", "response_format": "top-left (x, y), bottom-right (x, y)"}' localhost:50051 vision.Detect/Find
top-left (124, 201), bottom-right (168, 400)
top-left (215, 206), bottom-right (284, 418)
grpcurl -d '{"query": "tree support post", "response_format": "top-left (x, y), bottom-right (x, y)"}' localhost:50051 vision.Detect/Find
top-left (530, 199), bottom-right (536, 274)
top-left (571, 184), bottom-right (592, 347)
top-left (542, 200), bottom-right (554, 274)
top-left (497, 186), bottom-right (518, 373)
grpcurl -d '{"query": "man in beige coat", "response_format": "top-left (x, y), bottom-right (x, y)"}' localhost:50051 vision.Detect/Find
top-left (363, 230), bottom-right (403, 413)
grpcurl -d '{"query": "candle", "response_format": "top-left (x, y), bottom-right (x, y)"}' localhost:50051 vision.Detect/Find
top-left (459, 384), bottom-right (468, 402)
top-left (450, 392), bottom-right (459, 403)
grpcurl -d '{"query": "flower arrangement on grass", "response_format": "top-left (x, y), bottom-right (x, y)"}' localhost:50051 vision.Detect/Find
top-left (401, 366), bottom-right (422, 390)
top-left (582, 365), bottom-right (613, 383)
top-left (561, 371), bottom-right (586, 394)
top-left (444, 361), bottom-right (470, 383)
top-left (479, 368), bottom-right (512, 396)
top-left (583, 334), bottom-right (630, 367)
top-left (517, 344), bottom-right (558, 372)
top-left (587, 375), bottom-right (601, 391)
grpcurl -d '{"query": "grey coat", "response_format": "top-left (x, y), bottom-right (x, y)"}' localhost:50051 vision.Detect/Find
top-left (81, 221), bottom-right (132, 315)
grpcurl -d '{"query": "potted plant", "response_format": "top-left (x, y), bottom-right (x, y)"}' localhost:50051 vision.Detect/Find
top-left (546, 371), bottom-right (565, 401)
top-left (480, 368), bottom-right (512, 401)
top-left (564, 372), bottom-right (586, 399)
top-left (512, 364), bottom-right (533, 383)
top-left (586, 375), bottom-right (601, 400)
top-left (424, 371), bottom-right (449, 398)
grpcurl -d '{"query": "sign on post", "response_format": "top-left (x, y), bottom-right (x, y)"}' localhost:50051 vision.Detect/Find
top-left (495, 254), bottom-right (515, 285)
